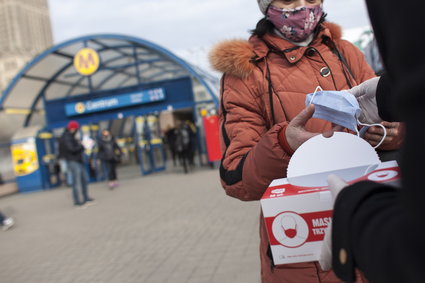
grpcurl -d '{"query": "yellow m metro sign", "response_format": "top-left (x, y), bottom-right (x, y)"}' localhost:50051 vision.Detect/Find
top-left (73, 48), bottom-right (100, 76)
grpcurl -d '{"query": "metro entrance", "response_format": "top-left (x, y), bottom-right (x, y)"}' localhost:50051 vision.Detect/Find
top-left (0, 34), bottom-right (219, 192)
top-left (45, 76), bottom-right (198, 179)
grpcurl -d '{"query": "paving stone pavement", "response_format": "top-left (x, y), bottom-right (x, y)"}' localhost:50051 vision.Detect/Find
top-left (0, 165), bottom-right (261, 283)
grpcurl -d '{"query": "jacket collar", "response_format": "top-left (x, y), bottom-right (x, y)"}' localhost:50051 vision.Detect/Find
top-left (208, 22), bottom-right (343, 78)
top-left (249, 22), bottom-right (340, 64)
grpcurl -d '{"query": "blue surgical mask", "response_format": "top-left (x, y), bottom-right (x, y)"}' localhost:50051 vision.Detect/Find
top-left (305, 87), bottom-right (387, 148)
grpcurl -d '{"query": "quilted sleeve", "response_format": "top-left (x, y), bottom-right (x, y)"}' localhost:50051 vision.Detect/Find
top-left (219, 74), bottom-right (291, 201)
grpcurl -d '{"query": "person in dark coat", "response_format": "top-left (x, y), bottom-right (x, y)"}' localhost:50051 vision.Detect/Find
top-left (319, 1), bottom-right (425, 282)
top-left (185, 120), bottom-right (197, 167)
top-left (97, 129), bottom-right (121, 189)
top-left (164, 126), bottom-right (177, 166)
top-left (59, 121), bottom-right (94, 206)
top-left (174, 121), bottom-right (191, 174)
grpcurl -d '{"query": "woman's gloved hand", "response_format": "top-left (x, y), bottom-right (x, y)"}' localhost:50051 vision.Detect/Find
top-left (319, 174), bottom-right (348, 271)
top-left (347, 77), bottom-right (382, 124)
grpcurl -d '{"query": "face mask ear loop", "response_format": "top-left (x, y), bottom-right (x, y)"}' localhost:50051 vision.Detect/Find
top-left (358, 120), bottom-right (387, 149)
top-left (355, 127), bottom-right (360, 137)
top-left (309, 86), bottom-right (323, 105)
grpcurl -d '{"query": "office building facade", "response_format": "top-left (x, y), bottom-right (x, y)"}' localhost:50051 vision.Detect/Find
top-left (0, 0), bottom-right (53, 91)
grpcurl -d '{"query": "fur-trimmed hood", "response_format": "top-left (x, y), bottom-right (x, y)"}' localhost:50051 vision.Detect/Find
top-left (209, 22), bottom-right (343, 79)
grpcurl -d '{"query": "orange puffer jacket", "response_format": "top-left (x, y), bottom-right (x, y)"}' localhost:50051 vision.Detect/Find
top-left (209, 22), bottom-right (375, 283)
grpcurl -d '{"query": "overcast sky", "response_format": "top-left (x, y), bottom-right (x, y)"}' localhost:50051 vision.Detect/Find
top-left (48, 0), bottom-right (371, 70)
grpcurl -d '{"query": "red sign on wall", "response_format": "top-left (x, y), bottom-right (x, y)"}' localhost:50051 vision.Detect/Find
top-left (203, 115), bottom-right (222, 162)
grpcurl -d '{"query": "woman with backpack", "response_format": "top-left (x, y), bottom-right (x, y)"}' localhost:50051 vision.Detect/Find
top-left (209, 0), bottom-right (403, 282)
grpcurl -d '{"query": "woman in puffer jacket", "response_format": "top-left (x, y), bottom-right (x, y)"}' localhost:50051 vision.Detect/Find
top-left (209, 0), bottom-right (404, 282)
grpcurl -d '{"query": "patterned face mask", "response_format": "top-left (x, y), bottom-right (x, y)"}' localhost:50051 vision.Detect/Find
top-left (267, 4), bottom-right (323, 42)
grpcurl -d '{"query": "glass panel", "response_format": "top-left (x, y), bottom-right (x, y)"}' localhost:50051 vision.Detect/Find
top-left (27, 111), bottom-right (45, 128)
top-left (4, 78), bottom-right (44, 108)
top-left (52, 127), bottom-right (64, 138)
top-left (192, 79), bottom-right (212, 102)
top-left (90, 69), bottom-right (114, 89)
top-left (99, 49), bottom-right (119, 63)
top-left (119, 77), bottom-right (138, 88)
top-left (153, 146), bottom-right (164, 168)
top-left (60, 42), bottom-right (85, 56)
top-left (0, 112), bottom-right (26, 141)
top-left (110, 119), bottom-right (124, 137)
top-left (101, 73), bottom-right (128, 90)
top-left (87, 40), bottom-right (103, 50)
top-left (121, 117), bottom-right (134, 137)
top-left (57, 64), bottom-right (81, 81)
top-left (103, 56), bottom-right (131, 67)
top-left (68, 86), bottom-right (90, 97)
top-left (26, 53), bottom-right (70, 78)
top-left (141, 147), bottom-right (152, 172)
top-left (44, 82), bottom-right (72, 100)
top-left (117, 47), bottom-right (134, 56)
top-left (0, 144), bottom-right (14, 181)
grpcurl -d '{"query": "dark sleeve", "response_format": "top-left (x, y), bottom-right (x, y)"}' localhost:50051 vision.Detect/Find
top-left (332, 110), bottom-right (425, 283)
top-left (332, 0), bottom-right (425, 282)
top-left (64, 136), bottom-right (83, 154)
top-left (376, 73), bottom-right (401, 122)
top-left (332, 181), bottom-right (425, 283)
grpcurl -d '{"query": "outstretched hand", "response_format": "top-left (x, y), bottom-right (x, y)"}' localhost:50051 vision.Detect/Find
top-left (286, 104), bottom-right (343, 151)
top-left (286, 104), bottom-right (318, 151)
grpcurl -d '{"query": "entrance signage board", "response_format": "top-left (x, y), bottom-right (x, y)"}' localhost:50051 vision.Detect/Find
top-left (65, 88), bottom-right (166, 116)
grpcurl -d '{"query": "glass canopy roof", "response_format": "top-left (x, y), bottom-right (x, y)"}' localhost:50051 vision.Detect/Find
top-left (0, 34), bottom-right (219, 130)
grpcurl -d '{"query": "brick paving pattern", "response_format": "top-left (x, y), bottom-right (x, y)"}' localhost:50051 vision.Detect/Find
top-left (0, 166), bottom-right (261, 283)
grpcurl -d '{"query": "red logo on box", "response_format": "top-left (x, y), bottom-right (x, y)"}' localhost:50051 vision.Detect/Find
top-left (265, 210), bottom-right (333, 248)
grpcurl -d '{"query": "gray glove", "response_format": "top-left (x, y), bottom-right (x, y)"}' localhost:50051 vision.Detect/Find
top-left (347, 77), bottom-right (382, 124)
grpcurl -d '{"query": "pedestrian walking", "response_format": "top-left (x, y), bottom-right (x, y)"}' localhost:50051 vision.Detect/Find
top-left (59, 120), bottom-right (94, 207)
top-left (209, 0), bottom-right (404, 282)
top-left (97, 129), bottom-right (121, 189)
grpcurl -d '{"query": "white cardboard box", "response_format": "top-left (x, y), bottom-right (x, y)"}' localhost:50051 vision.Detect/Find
top-left (261, 160), bottom-right (400, 265)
